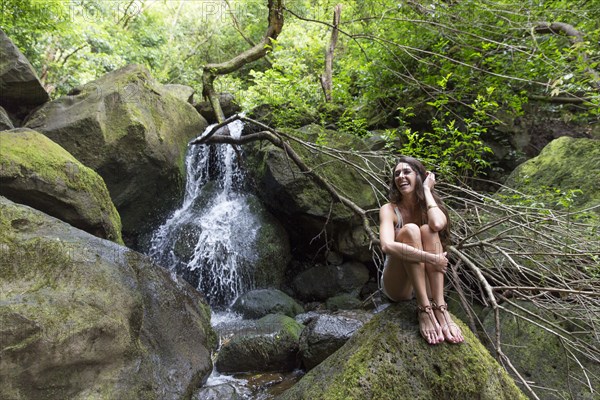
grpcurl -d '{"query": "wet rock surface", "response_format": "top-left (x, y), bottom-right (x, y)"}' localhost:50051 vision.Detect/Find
top-left (0, 196), bottom-right (215, 400)
top-left (298, 310), bottom-right (373, 370)
top-left (215, 314), bottom-right (304, 374)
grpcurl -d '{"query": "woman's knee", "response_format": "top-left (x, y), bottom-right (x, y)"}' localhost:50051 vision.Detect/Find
top-left (398, 223), bottom-right (422, 242)
top-left (420, 224), bottom-right (435, 236)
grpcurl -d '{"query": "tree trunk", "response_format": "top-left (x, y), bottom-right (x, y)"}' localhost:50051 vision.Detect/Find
top-left (202, 0), bottom-right (284, 123)
top-left (320, 4), bottom-right (342, 102)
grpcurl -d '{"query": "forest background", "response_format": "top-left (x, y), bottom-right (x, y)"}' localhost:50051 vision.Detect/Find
top-left (2, 0), bottom-right (599, 182)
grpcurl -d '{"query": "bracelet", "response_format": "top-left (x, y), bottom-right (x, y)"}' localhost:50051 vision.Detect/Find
top-left (427, 204), bottom-right (438, 210)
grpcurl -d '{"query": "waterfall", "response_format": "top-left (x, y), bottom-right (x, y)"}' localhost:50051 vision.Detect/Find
top-left (149, 120), bottom-right (260, 309)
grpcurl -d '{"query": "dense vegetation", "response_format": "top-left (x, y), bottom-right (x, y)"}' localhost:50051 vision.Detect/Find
top-left (2, 0), bottom-right (599, 178)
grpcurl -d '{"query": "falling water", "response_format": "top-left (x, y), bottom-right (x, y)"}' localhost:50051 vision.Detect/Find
top-left (149, 120), bottom-right (260, 309)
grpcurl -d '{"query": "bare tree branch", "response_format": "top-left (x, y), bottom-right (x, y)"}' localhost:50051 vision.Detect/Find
top-left (192, 117), bottom-right (599, 399)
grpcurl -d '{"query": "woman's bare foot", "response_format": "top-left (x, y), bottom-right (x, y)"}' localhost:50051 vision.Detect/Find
top-left (432, 302), bottom-right (464, 344)
top-left (417, 304), bottom-right (444, 344)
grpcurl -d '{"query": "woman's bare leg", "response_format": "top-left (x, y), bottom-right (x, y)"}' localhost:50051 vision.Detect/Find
top-left (421, 225), bottom-right (464, 343)
top-left (382, 224), bottom-right (443, 344)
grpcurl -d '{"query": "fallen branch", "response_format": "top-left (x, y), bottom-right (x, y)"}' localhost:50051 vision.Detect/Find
top-left (191, 116), bottom-right (599, 399)
top-left (193, 116), bottom-right (380, 244)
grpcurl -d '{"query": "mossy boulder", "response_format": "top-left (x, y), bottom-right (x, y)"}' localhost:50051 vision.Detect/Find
top-left (504, 137), bottom-right (600, 211)
top-left (277, 302), bottom-right (526, 400)
top-left (0, 196), bottom-right (216, 400)
top-left (25, 64), bottom-right (208, 246)
top-left (325, 293), bottom-right (363, 311)
top-left (244, 124), bottom-right (379, 260)
top-left (216, 314), bottom-right (304, 373)
top-left (0, 128), bottom-right (123, 243)
top-left (482, 302), bottom-right (600, 400)
top-left (0, 29), bottom-right (49, 121)
top-left (162, 83), bottom-right (195, 104)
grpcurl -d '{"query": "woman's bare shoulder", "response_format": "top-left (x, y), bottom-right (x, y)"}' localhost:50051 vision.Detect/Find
top-left (380, 202), bottom-right (395, 211)
top-left (379, 202), bottom-right (396, 218)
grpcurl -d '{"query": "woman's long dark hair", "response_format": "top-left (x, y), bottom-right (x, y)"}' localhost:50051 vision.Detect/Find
top-left (388, 156), bottom-right (451, 247)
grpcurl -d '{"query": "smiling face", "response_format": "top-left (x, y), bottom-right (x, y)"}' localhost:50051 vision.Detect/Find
top-left (394, 162), bottom-right (417, 195)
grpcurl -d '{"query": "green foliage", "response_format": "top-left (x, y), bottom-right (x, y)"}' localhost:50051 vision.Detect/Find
top-left (241, 42), bottom-right (323, 127)
top-left (0, 0), bottom-right (248, 97)
top-left (2, 0), bottom-right (599, 140)
top-left (337, 109), bottom-right (369, 138)
top-left (386, 78), bottom-right (497, 180)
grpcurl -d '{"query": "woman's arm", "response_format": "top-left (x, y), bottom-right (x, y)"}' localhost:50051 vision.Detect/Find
top-left (379, 204), bottom-right (447, 268)
top-left (423, 173), bottom-right (447, 232)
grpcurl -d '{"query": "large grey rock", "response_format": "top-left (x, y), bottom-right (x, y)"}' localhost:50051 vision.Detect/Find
top-left (163, 83), bottom-right (195, 104)
top-left (244, 124), bottom-right (379, 261)
top-left (216, 314), bottom-right (303, 373)
top-left (0, 29), bottom-right (49, 119)
top-left (277, 302), bottom-right (526, 400)
top-left (232, 289), bottom-right (304, 319)
top-left (0, 196), bottom-right (216, 400)
top-left (0, 128), bottom-right (123, 243)
top-left (299, 311), bottom-right (372, 370)
top-left (292, 261), bottom-right (370, 301)
top-left (504, 136), bottom-right (600, 211)
top-left (192, 383), bottom-right (247, 400)
top-left (25, 64), bottom-right (208, 246)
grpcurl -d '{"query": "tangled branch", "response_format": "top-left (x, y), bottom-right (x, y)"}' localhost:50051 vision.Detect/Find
top-left (195, 117), bottom-right (599, 398)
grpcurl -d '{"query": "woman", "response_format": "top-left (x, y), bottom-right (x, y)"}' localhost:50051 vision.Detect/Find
top-left (379, 156), bottom-right (464, 345)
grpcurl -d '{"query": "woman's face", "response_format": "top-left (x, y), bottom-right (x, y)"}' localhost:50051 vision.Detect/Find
top-left (394, 162), bottom-right (418, 195)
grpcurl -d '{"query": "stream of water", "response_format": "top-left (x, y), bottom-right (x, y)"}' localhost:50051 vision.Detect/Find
top-left (148, 120), bottom-right (296, 398)
top-left (148, 120), bottom-right (260, 309)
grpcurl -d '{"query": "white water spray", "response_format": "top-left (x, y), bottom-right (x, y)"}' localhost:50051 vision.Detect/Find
top-left (149, 120), bottom-right (260, 308)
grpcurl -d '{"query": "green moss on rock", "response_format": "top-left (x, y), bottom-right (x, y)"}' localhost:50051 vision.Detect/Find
top-left (505, 137), bottom-right (600, 211)
top-left (246, 126), bottom-right (377, 220)
top-left (277, 303), bottom-right (527, 400)
top-left (244, 126), bottom-right (378, 260)
top-left (0, 128), bottom-right (123, 243)
top-left (0, 196), bottom-right (215, 400)
top-left (482, 301), bottom-right (600, 400)
top-left (24, 64), bottom-right (208, 242)
top-left (216, 314), bottom-right (304, 373)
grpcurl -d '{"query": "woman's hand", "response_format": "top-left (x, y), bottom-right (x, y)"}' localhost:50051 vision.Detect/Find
top-left (423, 171), bottom-right (436, 190)
top-left (428, 251), bottom-right (448, 273)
